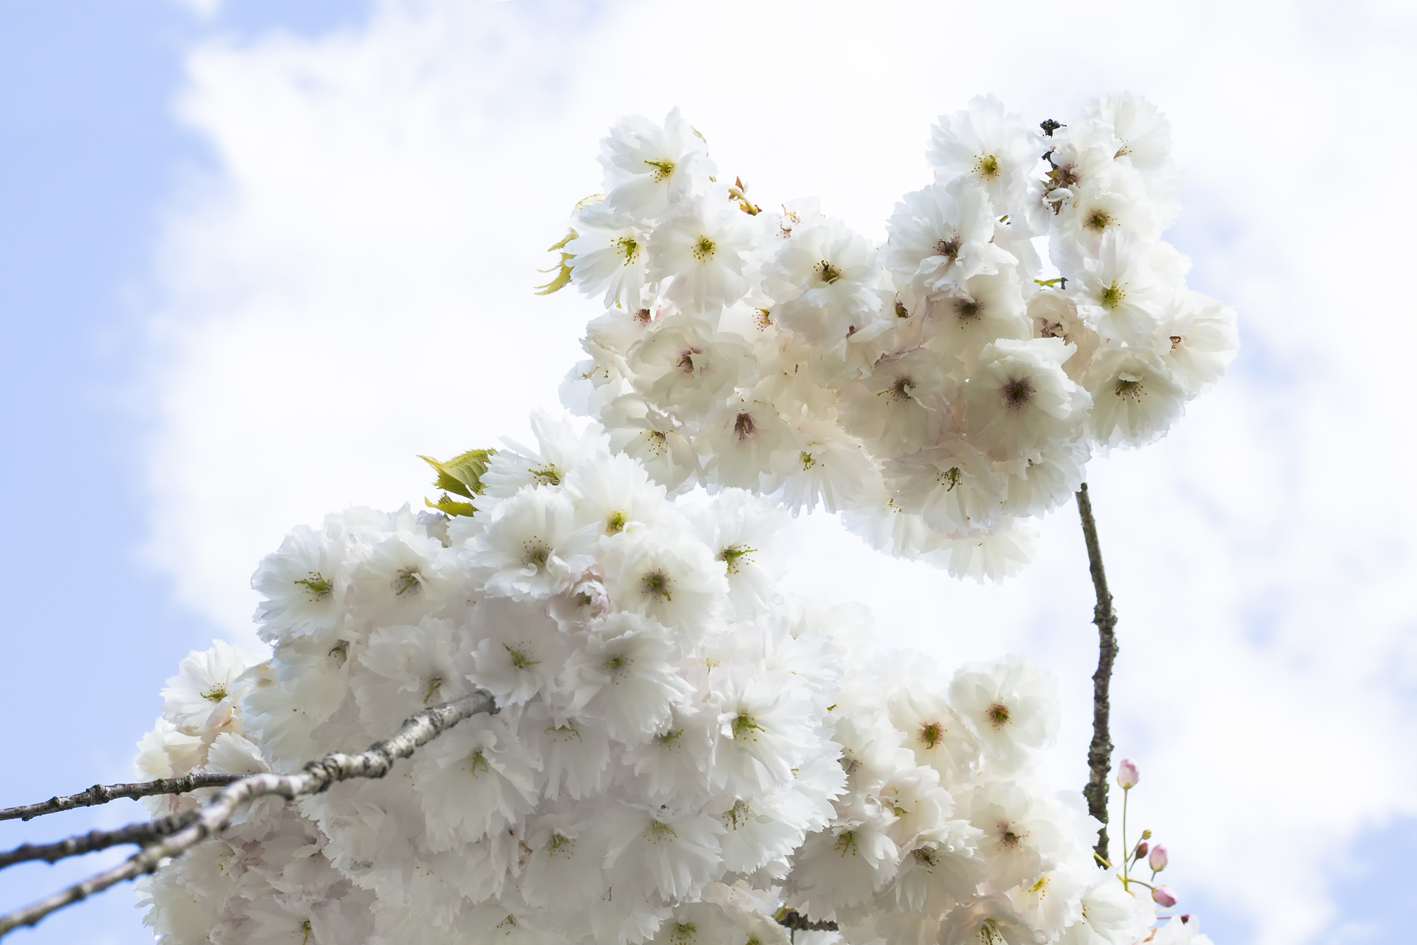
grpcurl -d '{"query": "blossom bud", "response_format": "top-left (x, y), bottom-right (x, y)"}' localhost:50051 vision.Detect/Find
top-left (1133, 841), bottom-right (1149, 861)
top-left (1117, 758), bottom-right (1140, 789)
top-left (1141, 829), bottom-right (1152, 840)
top-left (1151, 885), bottom-right (1177, 907)
top-left (1149, 844), bottom-right (1168, 872)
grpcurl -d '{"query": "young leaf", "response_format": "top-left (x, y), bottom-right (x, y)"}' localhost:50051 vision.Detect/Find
top-left (419, 449), bottom-right (496, 499)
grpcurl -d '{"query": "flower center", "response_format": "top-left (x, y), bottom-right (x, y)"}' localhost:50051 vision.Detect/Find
top-left (523, 541), bottom-right (551, 569)
top-left (642, 569), bottom-right (673, 601)
top-left (504, 644), bottom-right (539, 670)
top-left (731, 712), bottom-right (763, 740)
top-left (393, 567), bottom-right (422, 596)
top-left (987, 702), bottom-right (1011, 727)
top-left (955, 298), bottom-right (982, 320)
top-left (692, 235), bottom-right (716, 262)
top-left (1100, 282), bottom-right (1126, 309)
top-left (834, 830), bottom-right (858, 856)
top-left (1114, 377), bottom-right (1144, 402)
top-left (733, 412), bottom-right (756, 440)
top-left (976, 154), bottom-right (1001, 179)
top-left (294, 572), bottom-right (333, 600)
top-left (423, 676), bottom-right (442, 704)
top-left (937, 466), bottom-right (963, 492)
top-left (815, 260), bottom-right (842, 284)
top-left (642, 158), bottom-right (676, 182)
top-left (919, 721), bottom-right (944, 748)
top-left (645, 430), bottom-right (669, 455)
top-left (202, 686), bottom-right (228, 703)
top-left (606, 511), bottom-right (627, 535)
top-left (616, 235), bottom-right (641, 263)
top-left (1004, 377), bottom-right (1034, 407)
top-left (1086, 210), bottom-right (1112, 232)
top-left (885, 377), bottom-right (914, 402)
top-left (720, 545), bottom-right (757, 574)
top-left (934, 237), bottom-right (962, 260)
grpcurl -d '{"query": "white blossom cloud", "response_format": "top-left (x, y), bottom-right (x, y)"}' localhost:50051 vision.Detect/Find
top-left (141, 2), bottom-right (1417, 942)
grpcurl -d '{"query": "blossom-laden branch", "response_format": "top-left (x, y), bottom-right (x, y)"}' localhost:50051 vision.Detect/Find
top-left (1076, 482), bottom-right (1118, 862)
top-left (0, 774), bottom-right (243, 823)
top-left (0, 814), bottom-right (198, 870)
top-left (0, 691), bottom-right (497, 939)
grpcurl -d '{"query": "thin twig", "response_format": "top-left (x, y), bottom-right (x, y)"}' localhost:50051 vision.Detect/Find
top-left (0, 774), bottom-right (243, 823)
top-left (0, 691), bottom-right (497, 939)
top-left (0, 814), bottom-right (198, 870)
top-left (775, 909), bottom-right (839, 932)
top-left (1076, 482), bottom-right (1118, 864)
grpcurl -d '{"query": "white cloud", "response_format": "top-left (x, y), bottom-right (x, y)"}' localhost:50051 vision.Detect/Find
top-left (142, 2), bottom-right (1417, 942)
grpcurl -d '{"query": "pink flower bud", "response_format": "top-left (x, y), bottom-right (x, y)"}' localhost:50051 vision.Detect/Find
top-left (1151, 885), bottom-right (1177, 907)
top-left (1117, 758), bottom-right (1140, 789)
top-left (1133, 841), bottom-right (1149, 861)
top-left (1149, 844), bottom-right (1168, 872)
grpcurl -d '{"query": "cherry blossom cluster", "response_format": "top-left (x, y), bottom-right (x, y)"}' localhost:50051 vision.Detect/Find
top-left (130, 414), bottom-right (1209, 945)
top-left (557, 97), bottom-right (1238, 580)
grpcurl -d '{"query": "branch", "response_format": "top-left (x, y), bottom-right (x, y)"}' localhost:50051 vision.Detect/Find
top-left (0, 690), bottom-right (497, 939)
top-left (0, 774), bottom-right (243, 823)
top-left (775, 909), bottom-right (839, 932)
top-left (1076, 482), bottom-right (1118, 863)
top-left (0, 814), bottom-right (197, 870)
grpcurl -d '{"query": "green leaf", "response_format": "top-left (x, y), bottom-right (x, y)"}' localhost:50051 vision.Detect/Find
top-left (425, 494), bottom-right (478, 517)
top-left (535, 228), bottom-right (578, 296)
top-left (419, 449), bottom-right (496, 500)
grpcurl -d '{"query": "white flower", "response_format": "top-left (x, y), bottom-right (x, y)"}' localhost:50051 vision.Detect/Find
top-left (520, 704), bottom-right (612, 801)
top-left (1155, 291), bottom-right (1239, 395)
top-left (964, 338), bottom-right (1091, 464)
top-left (712, 676), bottom-right (815, 796)
top-left (561, 613), bottom-right (693, 744)
top-left (469, 486), bottom-right (594, 600)
top-left (762, 219), bottom-right (883, 348)
top-left (717, 790), bottom-right (814, 875)
top-left (466, 596), bottom-right (566, 706)
top-left (885, 180), bottom-right (1015, 302)
top-left (161, 640), bottom-right (256, 736)
top-left (628, 315), bottom-right (755, 420)
top-left (701, 397), bottom-right (799, 492)
top-left (1086, 348), bottom-right (1187, 449)
top-left (601, 107), bottom-right (713, 221)
top-left (601, 529), bottom-right (728, 647)
top-left (777, 418), bottom-right (882, 515)
top-left (1080, 93), bottom-right (1174, 177)
top-left (1060, 871), bottom-right (1153, 945)
top-left (892, 821), bottom-right (987, 915)
top-left (603, 393), bottom-right (704, 493)
top-left (1068, 230), bottom-right (1165, 346)
top-left (788, 812), bottom-right (900, 914)
top-left (940, 894), bottom-right (1045, 945)
top-left (251, 519), bottom-right (350, 645)
top-left (929, 519), bottom-right (1036, 582)
top-left (481, 411), bottom-right (609, 498)
top-left (685, 488), bottom-right (785, 614)
top-left (649, 197), bottom-right (755, 313)
top-left (887, 689), bottom-right (981, 787)
top-left (878, 765), bottom-right (953, 848)
top-left (568, 205), bottom-right (652, 309)
top-left (520, 810), bottom-right (608, 911)
top-left (884, 436), bottom-right (1005, 534)
top-left (1007, 867), bottom-right (1085, 940)
top-left (838, 348), bottom-right (955, 454)
top-left (928, 94), bottom-right (1039, 213)
top-left (924, 270), bottom-right (1032, 366)
top-left (967, 781), bottom-right (1065, 890)
top-left (949, 659), bottom-right (1059, 769)
top-left (352, 617), bottom-right (467, 731)
top-left (565, 450), bottom-right (667, 538)
top-left (1002, 443), bottom-right (1089, 518)
top-left (622, 704), bottom-right (718, 802)
top-left (412, 719), bottom-right (540, 849)
top-left (603, 802), bottom-right (724, 902)
top-left (1029, 290), bottom-right (1099, 383)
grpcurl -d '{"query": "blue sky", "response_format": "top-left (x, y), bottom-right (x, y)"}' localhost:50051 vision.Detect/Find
top-left (2, 2), bottom-right (1415, 944)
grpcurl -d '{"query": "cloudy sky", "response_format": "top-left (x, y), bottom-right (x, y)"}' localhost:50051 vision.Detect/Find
top-left (2, 1), bottom-right (1416, 943)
